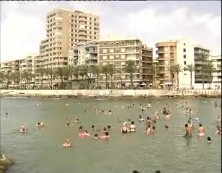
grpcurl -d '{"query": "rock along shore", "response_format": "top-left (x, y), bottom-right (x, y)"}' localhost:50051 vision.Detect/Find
top-left (0, 89), bottom-right (221, 98)
top-left (0, 154), bottom-right (14, 173)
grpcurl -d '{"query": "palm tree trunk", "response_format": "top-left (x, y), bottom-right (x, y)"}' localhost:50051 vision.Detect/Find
top-left (190, 72), bottom-right (192, 89)
top-left (61, 76), bottom-right (64, 89)
top-left (110, 75), bottom-right (113, 89)
top-left (41, 76), bottom-right (43, 89)
top-left (120, 77), bottom-right (123, 89)
top-left (105, 74), bottom-right (108, 89)
top-left (70, 76), bottom-right (73, 89)
top-left (130, 73), bottom-right (133, 89)
top-left (202, 74), bottom-right (205, 89)
top-left (177, 72), bottom-right (179, 89)
top-left (96, 74), bottom-right (99, 89)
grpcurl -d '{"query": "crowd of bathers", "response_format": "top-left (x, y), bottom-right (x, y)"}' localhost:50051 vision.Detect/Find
top-left (17, 99), bottom-right (222, 148)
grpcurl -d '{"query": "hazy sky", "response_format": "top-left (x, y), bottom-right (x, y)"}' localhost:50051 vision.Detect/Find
top-left (1, 1), bottom-right (221, 62)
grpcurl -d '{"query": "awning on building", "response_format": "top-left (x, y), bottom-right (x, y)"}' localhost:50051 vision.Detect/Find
top-left (164, 82), bottom-right (173, 85)
top-left (141, 83), bottom-right (147, 86)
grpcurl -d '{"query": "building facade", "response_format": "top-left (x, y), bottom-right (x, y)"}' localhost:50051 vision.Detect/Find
top-left (98, 37), bottom-right (153, 89)
top-left (210, 55), bottom-right (221, 89)
top-left (68, 41), bottom-right (98, 66)
top-left (193, 46), bottom-right (211, 89)
top-left (156, 39), bottom-right (211, 89)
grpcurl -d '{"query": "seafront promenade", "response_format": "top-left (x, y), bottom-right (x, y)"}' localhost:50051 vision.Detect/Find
top-left (0, 89), bottom-right (221, 98)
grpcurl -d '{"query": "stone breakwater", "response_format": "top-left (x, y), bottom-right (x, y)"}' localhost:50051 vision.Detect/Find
top-left (0, 89), bottom-right (221, 98)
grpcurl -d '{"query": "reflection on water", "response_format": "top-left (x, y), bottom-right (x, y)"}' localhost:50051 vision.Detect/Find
top-left (1, 97), bottom-right (221, 173)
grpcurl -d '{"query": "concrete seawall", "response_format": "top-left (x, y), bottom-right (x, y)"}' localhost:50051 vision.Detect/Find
top-left (0, 89), bottom-right (221, 98)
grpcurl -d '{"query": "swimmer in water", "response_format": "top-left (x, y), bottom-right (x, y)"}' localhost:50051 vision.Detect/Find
top-left (20, 125), bottom-right (27, 133)
top-left (215, 126), bottom-right (221, 135)
top-left (63, 138), bottom-right (71, 147)
top-left (121, 122), bottom-right (129, 133)
top-left (207, 136), bottom-right (212, 143)
top-left (198, 123), bottom-right (205, 137)
top-left (138, 115), bottom-right (144, 122)
top-left (129, 121), bottom-right (136, 132)
top-left (146, 125), bottom-right (152, 135)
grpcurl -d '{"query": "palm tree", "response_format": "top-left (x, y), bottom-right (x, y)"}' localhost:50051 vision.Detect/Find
top-left (90, 65), bottom-right (101, 89)
top-left (185, 64), bottom-right (195, 89)
top-left (101, 65), bottom-right (109, 89)
top-left (54, 67), bottom-right (66, 89)
top-left (0, 71), bottom-right (4, 88)
top-left (78, 65), bottom-right (91, 89)
top-left (64, 65), bottom-right (74, 89)
top-left (204, 60), bottom-right (214, 88)
top-left (199, 52), bottom-right (209, 89)
top-left (10, 72), bottom-right (20, 88)
top-left (45, 65), bottom-right (54, 89)
top-left (21, 70), bottom-right (32, 89)
top-left (107, 64), bottom-right (116, 89)
top-left (171, 64), bottom-right (183, 89)
top-left (124, 60), bottom-right (136, 89)
top-left (36, 68), bottom-right (46, 89)
top-left (116, 68), bottom-right (123, 89)
top-left (4, 71), bottom-right (12, 89)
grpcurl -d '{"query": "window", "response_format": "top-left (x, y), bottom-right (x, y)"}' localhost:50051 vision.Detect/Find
top-left (121, 62), bottom-right (125, 65)
top-left (103, 56), bottom-right (107, 60)
top-left (103, 49), bottom-right (107, 53)
top-left (110, 55), bottom-right (114, 59)
top-left (103, 63), bottom-right (107, 65)
top-left (121, 48), bottom-right (125, 53)
top-left (110, 49), bottom-right (114, 53)
top-left (183, 55), bottom-right (186, 58)
top-left (184, 61), bottom-right (186, 65)
top-left (121, 55), bottom-right (125, 59)
top-left (183, 48), bottom-right (186, 52)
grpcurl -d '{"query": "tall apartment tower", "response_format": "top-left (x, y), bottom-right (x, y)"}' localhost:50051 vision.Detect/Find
top-left (155, 41), bottom-right (177, 87)
top-left (40, 8), bottom-right (100, 69)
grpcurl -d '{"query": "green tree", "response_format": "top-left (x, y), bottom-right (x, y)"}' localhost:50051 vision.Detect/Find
top-left (90, 65), bottom-right (101, 89)
top-left (124, 60), bottom-right (136, 89)
top-left (185, 64), bottom-right (195, 89)
top-left (170, 64), bottom-right (183, 89)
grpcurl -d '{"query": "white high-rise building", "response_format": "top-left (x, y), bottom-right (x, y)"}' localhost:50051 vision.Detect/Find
top-left (210, 55), bottom-right (221, 89)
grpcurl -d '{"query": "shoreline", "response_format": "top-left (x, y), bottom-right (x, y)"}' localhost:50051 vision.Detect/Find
top-left (0, 89), bottom-right (221, 99)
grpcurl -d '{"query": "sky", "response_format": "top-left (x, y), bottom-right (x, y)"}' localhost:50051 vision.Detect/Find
top-left (1, 1), bottom-right (221, 62)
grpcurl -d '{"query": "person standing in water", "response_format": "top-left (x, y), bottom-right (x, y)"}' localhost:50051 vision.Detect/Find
top-left (198, 123), bottom-right (205, 137)
top-left (184, 123), bottom-right (192, 138)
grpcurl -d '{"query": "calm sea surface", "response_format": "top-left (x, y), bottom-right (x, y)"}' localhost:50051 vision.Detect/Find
top-left (1, 97), bottom-right (221, 173)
